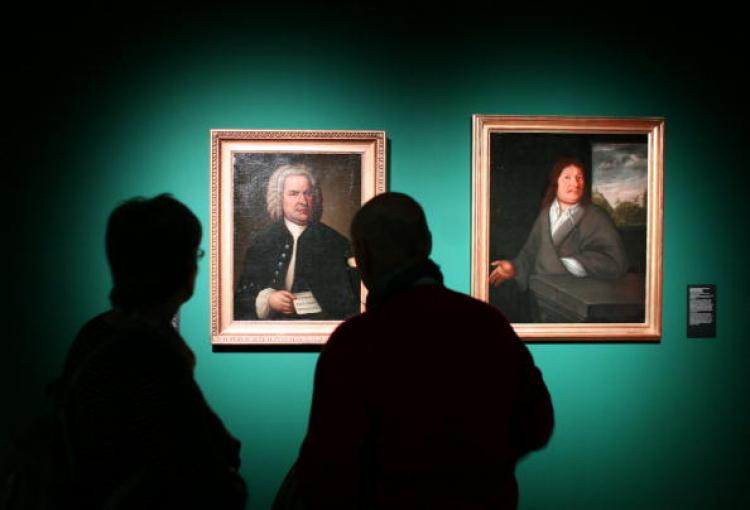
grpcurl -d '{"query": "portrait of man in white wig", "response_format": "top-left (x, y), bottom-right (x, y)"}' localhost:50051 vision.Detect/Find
top-left (234, 163), bottom-right (360, 320)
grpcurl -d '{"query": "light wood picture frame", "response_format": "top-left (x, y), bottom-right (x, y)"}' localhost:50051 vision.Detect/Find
top-left (211, 129), bottom-right (386, 346)
top-left (472, 115), bottom-right (663, 340)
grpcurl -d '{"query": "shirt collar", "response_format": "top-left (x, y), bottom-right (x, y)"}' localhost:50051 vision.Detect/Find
top-left (551, 199), bottom-right (581, 217)
top-left (284, 218), bottom-right (307, 239)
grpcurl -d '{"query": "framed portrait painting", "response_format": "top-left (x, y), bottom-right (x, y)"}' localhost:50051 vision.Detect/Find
top-left (211, 130), bottom-right (386, 346)
top-left (472, 116), bottom-right (664, 340)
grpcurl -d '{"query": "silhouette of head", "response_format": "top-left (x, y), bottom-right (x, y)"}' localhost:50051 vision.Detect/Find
top-left (106, 194), bottom-right (202, 311)
top-left (350, 192), bottom-right (432, 290)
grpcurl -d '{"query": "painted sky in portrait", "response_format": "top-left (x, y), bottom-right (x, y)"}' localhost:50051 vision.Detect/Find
top-left (592, 143), bottom-right (648, 206)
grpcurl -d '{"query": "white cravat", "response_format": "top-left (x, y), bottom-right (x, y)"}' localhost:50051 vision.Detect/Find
top-left (284, 219), bottom-right (307, 291)
top-left (549, 200), bottom-right (588, 277)
top-left (549, 200), bottom-right (581, 236)
top-left (255, 220), bottom-right (308, 319)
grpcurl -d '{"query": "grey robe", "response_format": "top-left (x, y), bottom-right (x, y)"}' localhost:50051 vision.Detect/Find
top-left (513, 204), bottom-right (628, 291)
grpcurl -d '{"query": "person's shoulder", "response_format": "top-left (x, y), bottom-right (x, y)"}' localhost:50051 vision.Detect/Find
top-left (438, 289), bottom-right (526, 351)
top-left (74, 311), bottom-right (113, 338)
top-left (385, 284), bottom-right (513, 324)
top-left (582, 203), bottom-right (618, 227)
top-left (395, 283), bottom-right (488, 305)
top-left (373, 285), bottom-right (521, 352)
top-left (253, 221), bottom-right (288, 240)
top-left (317, 312), bottom-right (372, 364)
top-left (584, 203), bottom-right (612, 220)
top-left (326, 311), bottom-right (369, 344)
top-left (245, 221), bottom-right (289, 253)
top-left (64, 311), bottom-right (116, 370)
top-left (446, 287), bottom-right (517, 334)
top-left (527, 206), bottom-right (548, 229)
top-left (65, 311), bottom-right (156, 378)
top-left (445, 286), bottom-right (515, 321)
top-left (108, 317), bottom-right (194, 377)
top-left (311, 221), bottom-right (346, 238)
top-left (86, 312), bottom-right (182, 354)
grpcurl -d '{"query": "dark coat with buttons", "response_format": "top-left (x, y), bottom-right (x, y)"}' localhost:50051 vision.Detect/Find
top-left (234, 220), bottom-right (360, 320)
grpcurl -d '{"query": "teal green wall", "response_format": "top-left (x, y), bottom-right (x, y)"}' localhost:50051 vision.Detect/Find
top-left (5, 5), bottom-right (749, 509)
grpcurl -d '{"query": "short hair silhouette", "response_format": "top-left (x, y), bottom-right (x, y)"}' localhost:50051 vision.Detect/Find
top-left (351, 192), bottom-right (431, 260)
top-left (106, 194), bottom-right (201, 309)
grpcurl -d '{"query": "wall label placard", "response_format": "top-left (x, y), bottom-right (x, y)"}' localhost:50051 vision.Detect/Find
top-left (687, 284), bottom-right (716, 338)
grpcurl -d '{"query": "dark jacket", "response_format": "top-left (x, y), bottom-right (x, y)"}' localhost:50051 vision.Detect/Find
top-left (56, 311), bottom-right (246, 509)
top-left (235, 221), bottom-right (360, 320)
top-left (296, 261), bottom-right (554, 509)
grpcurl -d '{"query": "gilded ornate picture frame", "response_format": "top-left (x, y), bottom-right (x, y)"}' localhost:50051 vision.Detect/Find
top-left (472, 116), bottom-right (663, 340)
top-left (211, 130), bottom-right (386, 346)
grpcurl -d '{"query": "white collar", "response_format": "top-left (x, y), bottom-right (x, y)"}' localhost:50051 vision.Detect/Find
top-left (551, 199), bottom-right (581, 217)
top-left (284, 218), bottom-right (308, 239)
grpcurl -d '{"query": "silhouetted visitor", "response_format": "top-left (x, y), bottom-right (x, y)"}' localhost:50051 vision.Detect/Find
top-left (48, 194), bottom-right (246, 508)
top-left (286, 192), bottom-right (553, 509)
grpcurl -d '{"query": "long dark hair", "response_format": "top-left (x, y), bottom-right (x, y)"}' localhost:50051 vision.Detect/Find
top-left (540, 158), bottom-right (591, 209)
